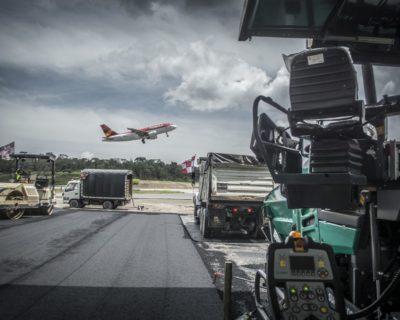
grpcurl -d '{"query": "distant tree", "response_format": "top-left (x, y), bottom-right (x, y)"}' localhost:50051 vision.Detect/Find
top-left (0, 157), bottom-right (190, 182)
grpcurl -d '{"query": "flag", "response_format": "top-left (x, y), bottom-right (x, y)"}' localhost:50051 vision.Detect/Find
top-left (181, 155), bottom-right (196, 174)
top-left (0, 142), bottom-right (15, 160)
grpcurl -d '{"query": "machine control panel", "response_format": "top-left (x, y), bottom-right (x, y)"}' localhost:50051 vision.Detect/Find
top-left (274, 249), bottom-right (333, 281)
top-left (266, 237), bottom-right (346, 320)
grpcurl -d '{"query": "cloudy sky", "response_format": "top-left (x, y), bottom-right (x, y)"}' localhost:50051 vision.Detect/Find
top-left (0, 0), bottom-right (399, 162)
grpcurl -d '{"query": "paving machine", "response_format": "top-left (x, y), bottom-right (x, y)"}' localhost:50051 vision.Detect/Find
top-left (0, 153), bottom-right (56, 219)
top-left (239, 0), bottom-right (400, 319)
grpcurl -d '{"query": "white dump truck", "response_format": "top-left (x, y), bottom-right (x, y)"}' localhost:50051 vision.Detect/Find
top-left (63, 169), bottom-right (133, 209)
top-left (195, 152), bottom-right (274, 238)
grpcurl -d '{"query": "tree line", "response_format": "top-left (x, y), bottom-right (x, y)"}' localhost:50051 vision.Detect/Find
top-left (0, 157), bottom-right (189, 182)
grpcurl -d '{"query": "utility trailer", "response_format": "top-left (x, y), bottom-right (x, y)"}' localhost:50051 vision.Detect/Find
top-left (63, 169), bottom-right (133, 209)
top-left (195, 153), bottom-right (274, 238)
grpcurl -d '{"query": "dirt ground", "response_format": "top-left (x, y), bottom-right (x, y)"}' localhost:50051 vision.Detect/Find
top-left (135, 180), bottom-right (196, 189)
top-left (56, 186), bottom-right (195, 215)
top-left (131, 198), bottom-right (193, 214)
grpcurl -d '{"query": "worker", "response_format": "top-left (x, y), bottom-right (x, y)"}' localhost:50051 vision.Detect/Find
top-left (15, 168), bottom-right (22, 182)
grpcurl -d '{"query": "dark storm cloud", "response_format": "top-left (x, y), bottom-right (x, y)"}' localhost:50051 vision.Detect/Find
top-left (115, 0), bottom-right (243, 28)
top-left (118, 0), bottom-right (240, 13)
top-left (2, 0), bottom-right (396, 161)
top-left (0, 64), bottom-right (185, 117)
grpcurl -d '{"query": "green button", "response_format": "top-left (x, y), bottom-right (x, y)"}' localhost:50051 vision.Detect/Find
top-left (320, 306), bottom-right (328, 313)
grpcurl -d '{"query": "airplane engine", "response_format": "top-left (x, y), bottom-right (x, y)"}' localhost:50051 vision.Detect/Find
top-left (148, 131), bottom-right (158, 140)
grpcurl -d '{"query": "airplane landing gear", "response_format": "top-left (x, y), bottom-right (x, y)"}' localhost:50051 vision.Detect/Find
top-left (141, 139), bottom-right (145, 144)
top-left (166, 132), bottom-right (169, 137)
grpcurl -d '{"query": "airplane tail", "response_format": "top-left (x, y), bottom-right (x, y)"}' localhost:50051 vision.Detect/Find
top-left (100, 124), bottom-right (118, 137)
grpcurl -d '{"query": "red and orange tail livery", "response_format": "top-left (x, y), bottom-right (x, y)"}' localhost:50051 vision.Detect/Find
top-left (100, 124), bottom-right (118, 137)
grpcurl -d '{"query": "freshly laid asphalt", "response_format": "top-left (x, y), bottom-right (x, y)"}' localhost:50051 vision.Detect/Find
top-left (0, 210), bottom-right (223, 320)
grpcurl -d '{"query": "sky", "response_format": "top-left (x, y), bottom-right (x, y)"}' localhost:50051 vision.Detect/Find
top-left (0, 0), bottom-right (399, 163)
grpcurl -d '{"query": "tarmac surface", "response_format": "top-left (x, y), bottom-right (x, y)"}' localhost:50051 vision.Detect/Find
top-left (0, 209), bottom-right (223, 320)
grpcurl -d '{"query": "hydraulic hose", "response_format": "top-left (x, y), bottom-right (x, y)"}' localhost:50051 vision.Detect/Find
top-left (347, 268), bottom-right (400, 319)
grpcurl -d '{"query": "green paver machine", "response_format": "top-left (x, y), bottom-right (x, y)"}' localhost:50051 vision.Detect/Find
top-left (239, 0), bottom-right (400, 318)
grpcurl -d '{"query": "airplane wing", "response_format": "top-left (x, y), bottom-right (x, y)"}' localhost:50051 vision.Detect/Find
top-left (127, 128), bottom-right (149, 138)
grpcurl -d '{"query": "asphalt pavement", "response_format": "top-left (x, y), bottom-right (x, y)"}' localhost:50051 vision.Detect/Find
top-left (0, 209), bottom-right (223, 320)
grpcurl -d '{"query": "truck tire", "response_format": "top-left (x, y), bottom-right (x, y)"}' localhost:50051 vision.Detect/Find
top-left (69, 199), bottom-right (80, 208)
top-left (194, 206), bottom-right (200, 225)
top-left (200, 208), bottom-right (211, 238)
top-left (103, 201), bottom-right (113, 210)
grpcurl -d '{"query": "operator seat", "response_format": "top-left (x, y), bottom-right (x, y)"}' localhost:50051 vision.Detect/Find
top-left (267, 47), bottom-right (369, 209)
top-left (35, 177), bottom-right (49, 189)
top-left (285, 47), bottom-right (364, 139)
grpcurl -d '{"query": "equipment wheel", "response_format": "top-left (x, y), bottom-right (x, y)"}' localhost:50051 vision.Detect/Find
top-left (200, 208), bottom-right (211, 238)
top-left (3, 192), bottom-right (25, 220)
top-left (103, 200), bottom-right (113, 210)
top-left (3, 208), bottom-right (25, 220)
top-left (41, 204), bottom-right (54, 215)
top-left (69, 199), bottom-right (80, 208)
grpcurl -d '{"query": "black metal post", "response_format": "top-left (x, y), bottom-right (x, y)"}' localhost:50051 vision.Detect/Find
top-left (369, 192), bottom-right (382, 319)
top-left (51, 160), bottom-right (56, 199)
top-left (223, 262), bottom-right (232, 320)
top-left (362, 64), bottom-right (377, 105)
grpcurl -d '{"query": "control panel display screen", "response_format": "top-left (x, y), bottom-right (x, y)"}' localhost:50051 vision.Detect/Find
top-left (289, 256), bottom-right (315, 272)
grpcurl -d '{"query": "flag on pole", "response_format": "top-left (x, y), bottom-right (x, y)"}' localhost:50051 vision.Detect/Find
top-left (0, 142), bottom-right (15, 160)
top-left (180, 155), bottom-right (196, 174)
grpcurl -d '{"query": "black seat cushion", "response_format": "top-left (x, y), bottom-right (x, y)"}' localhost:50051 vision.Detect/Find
top-left (318, 209), bottom-right (365, 228)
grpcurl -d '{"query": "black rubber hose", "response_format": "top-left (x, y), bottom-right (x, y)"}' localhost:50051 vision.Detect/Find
top-left (347, 268), bottom-right (400, 319)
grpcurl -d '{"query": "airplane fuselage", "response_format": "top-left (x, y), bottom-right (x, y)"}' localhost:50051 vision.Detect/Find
top-left (102, 123), bottom-right (177, 142)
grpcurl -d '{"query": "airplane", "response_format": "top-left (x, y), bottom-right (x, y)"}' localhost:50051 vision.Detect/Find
top-left (100, 123), bottom-right (177, 144)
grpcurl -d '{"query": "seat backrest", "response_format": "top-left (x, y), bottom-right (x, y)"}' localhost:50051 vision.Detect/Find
top-left (287, 47), bottom-right (360, 120)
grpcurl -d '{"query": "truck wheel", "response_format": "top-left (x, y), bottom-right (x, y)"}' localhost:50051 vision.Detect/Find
top-left (103, 201), bottom-right (113, 210)
top-left (194, 206), bottom-right (200, 225)
top-left (200, 208), bottom-right (211, 238)
top-left (69, 199), bottom-right (80, 208)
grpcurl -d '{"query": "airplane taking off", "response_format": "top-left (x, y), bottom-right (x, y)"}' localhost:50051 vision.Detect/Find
top-left (100, 123), bottom-right (177, 144)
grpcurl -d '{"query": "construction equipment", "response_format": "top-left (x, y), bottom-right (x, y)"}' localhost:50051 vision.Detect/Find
top-left (0, 153), bottom-right (56, 219)
top-left (239, 0), bottom-right (400, 319)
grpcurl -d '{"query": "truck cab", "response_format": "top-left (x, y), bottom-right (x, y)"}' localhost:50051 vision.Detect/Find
top-left (62, 180), bottom-right (81, 208)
